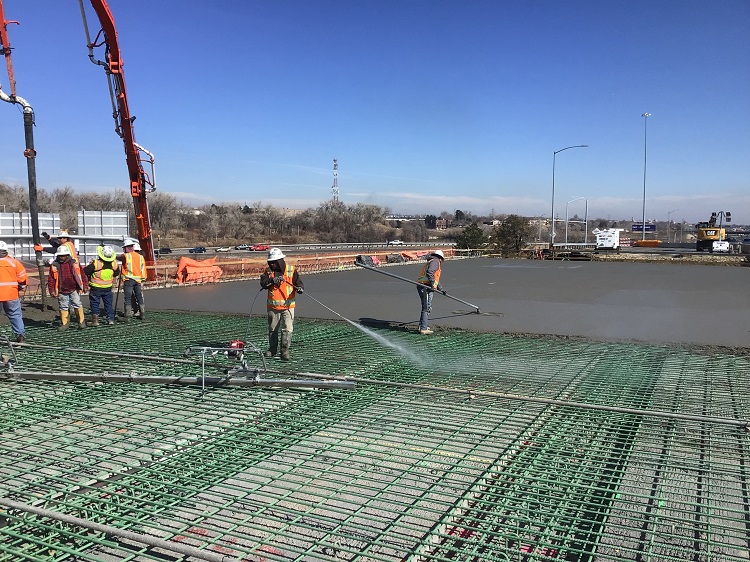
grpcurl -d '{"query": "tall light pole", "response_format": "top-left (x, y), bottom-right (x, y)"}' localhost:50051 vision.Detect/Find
top-left (666, 209), bottom-right (678, 243)
top-left (565, 197), bottom-right (585, 246)
top-left (641, 113), bottom-right (651, 241)
top-left (551, 145), bottom-right (588, 249)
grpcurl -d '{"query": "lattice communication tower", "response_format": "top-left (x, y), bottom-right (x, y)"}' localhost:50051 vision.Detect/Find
top-left (331, 158), bottom-right (339, 202)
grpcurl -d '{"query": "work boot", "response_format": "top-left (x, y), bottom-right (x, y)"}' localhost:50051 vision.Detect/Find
top-left (107, 319), bottom-right (115, 325)
top-left (265, 332), bottom-right (278, 358)
top-left (280, 333), bottom-right (291, 361)
top-left (76, 308), bottom-right (87, 330)
top-left (138, 305), bottom-right (145, 320)
top-left (123, 305), bottom-right (132, 323)
top-left (58, 310), bottom-right (70, 332)
top-left (16, 334), bottom-right (25, 343)
top-left (87, 314), bottom-right (100, 327)
top-left (419, 327), bottom-right (434, 335)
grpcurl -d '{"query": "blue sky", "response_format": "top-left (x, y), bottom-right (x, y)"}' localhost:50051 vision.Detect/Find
top-left (0, 0), bottom-right (748, 224)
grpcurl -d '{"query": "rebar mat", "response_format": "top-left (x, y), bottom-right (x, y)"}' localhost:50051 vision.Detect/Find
top-left (0, 311), bottom-right (748, 561)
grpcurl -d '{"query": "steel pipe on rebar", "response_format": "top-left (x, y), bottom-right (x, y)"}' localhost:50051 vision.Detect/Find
top-left (3, 370), bottom-right (355, 389)
top-left (0, 496), bottom-right (242, 562)
top-left (287, 371), bottom-right (750, 429)
top-left (355, 261), bottom-right (481, 313)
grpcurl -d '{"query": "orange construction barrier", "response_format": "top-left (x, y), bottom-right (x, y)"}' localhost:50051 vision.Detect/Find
top-left (175, 256), bottom-right (222, 284)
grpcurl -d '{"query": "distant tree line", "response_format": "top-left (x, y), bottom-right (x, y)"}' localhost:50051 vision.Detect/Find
top-left (3, 183), bottom-right (627, 251)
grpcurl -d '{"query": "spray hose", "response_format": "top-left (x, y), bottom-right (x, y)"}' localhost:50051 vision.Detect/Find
top-left (354, 261), bottom-right (481, 313)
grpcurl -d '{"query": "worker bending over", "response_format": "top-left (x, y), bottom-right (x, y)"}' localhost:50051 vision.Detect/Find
top-left (260, 248), bottom-right (304, 361)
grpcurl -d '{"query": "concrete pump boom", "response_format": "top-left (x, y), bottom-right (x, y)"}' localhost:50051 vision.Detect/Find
top-left (81, 0), bottom-right (156, 276)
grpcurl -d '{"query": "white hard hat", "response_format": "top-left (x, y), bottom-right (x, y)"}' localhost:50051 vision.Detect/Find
top-left (0, 241), bottom-right (7, 251)
top-left (267, 247), bottom-right (285, 261)
top-left (55, 245), bottom-right (72, 257)
top-left (431, 249), bottom-right (445, 260)
top-left (123, 238), bottom-right (138, 247)
top-left (97, 245), bottom-right (116, 261)
top-left (133, 242), bottom-right (142, 251)
top-left (57, 230), bottom-right (70, 238)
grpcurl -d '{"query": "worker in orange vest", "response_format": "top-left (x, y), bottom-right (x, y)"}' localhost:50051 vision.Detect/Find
top-left (0, 241), bottom-right (28, 343)
top-left (119, 238), bottom-right (146, 321)
top-left (36, 230), bottom-right (88, 292)
top-left (260, 247), bottom-right (303, 361)
top-left (416, 250), bottom-right (446, 335)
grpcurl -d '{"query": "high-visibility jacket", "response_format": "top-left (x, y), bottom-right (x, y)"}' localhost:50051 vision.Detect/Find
top-left (417, 258), bottom-right (442, 288)
top-left (88, 258), bottom-right (120, 289)
top-left (48, 258), bottom-right (84, 297)
top-left (265, 264), bottom-right (297, 310)
top-left (121, 252), bottom-right (146, 282)
top-left (0, 255), bottom-right (28, 301)
top-left (60, 240), bottom-right (80, 263)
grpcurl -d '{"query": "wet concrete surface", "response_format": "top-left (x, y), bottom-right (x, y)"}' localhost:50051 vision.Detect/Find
top-left (146, 258), bottom-right (750, 348)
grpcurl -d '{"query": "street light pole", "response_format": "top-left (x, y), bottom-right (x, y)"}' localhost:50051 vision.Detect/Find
top-left (666, 209), bottom-right (678, 243)
top-left (641, 113), bottom-right (651, 241)
top-left (584, 199), bottom-right (589, 244)
top-left (565, 197), bottom-right (585, 246)
top-left (551, 145), bottom-right (588, 250)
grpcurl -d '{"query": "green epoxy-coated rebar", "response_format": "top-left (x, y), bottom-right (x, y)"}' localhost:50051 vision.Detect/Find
top-left (0, 310), bottom-right (748, 561)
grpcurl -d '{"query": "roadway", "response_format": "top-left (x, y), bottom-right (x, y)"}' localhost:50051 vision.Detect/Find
top-left (146, 257), bottom-right (750, 349)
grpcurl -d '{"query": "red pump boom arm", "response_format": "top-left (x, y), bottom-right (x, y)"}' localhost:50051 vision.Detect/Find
top-left (86, 0), bottom-right (156, 276)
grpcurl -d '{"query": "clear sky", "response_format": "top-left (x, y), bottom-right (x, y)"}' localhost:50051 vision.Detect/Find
top-left (0, 0), bottom-right (748, 225)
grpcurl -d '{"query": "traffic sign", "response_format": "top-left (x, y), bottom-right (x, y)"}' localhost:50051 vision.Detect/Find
top-left (631, 224), bottom-right (656, 232)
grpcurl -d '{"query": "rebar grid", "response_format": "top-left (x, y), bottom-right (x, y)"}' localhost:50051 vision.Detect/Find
top-left (0, 311), bottom-right (748, 561)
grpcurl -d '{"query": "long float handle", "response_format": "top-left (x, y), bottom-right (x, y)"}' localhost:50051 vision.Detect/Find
top-left (355, 261), bottom-right (481, 313)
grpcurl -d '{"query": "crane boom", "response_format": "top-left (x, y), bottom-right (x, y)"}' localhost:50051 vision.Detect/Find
top-left (85, 0), bottom-right (156, 276)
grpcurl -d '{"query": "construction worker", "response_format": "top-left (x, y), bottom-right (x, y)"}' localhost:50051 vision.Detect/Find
top-left (416, 249), bottom-right (446, 335)
top-left (47, 245), bottom-right (87, 331)
top-left (260, 247), bottom-right (303, 361)
top-left (130, 242), bottom-right (145, 317)
top-left (83, 245), bottom-right (120, 326)
top-left (119, 238), bottom-right (146, 321)
top-left (39, 229), bottom-right (79, 261)
top-left (36, 230), bottom-right (87, 291)
top-left (0, 241), bottom-right (28, 343)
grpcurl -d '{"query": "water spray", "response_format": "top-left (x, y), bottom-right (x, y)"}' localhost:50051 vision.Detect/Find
top-left (354, 261), bottom-right (481, 313)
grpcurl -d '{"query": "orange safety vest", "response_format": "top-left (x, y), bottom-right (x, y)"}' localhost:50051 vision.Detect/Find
top-left (417, 258), bottom-right (442, 288)
top-left (0, 255), bottom-right (28, 301)
top-left (266, 264), bottom-right (297, 310)
top-left (122, 252), bottom-right (146, 282)
top-left (61, 240), bottom-right (79, 263)
top-left (89, 258), bottom-right (120, 289)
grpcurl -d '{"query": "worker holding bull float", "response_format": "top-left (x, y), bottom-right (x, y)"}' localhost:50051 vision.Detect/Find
top-left (416, 249), bottom-right (446, 335)
top-left (260, 248), bottom-right (304, 361)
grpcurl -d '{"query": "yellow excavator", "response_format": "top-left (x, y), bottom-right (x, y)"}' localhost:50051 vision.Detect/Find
top-left (695, 212), bottom-right (730, 252)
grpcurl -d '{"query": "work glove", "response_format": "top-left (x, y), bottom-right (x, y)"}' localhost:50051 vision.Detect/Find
top-left (441, 290), bottom-right (447, 295)
top-left (261, 281), bottom-right (272, 289)
top-left (18, 283), bottom-right (26, 291)
top-left (295, 286), bottom-right (304, 294)
top-left (273, 276), bottom-right (283, 287)
top-left (41, 231), bottom-right (49, 239)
